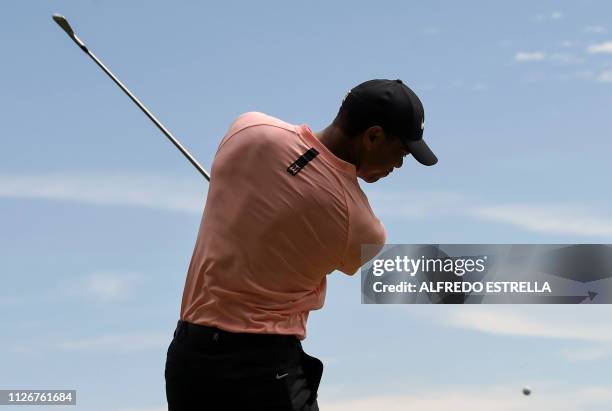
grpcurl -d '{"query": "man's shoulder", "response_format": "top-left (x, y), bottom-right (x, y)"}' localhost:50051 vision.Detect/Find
top-left (217, 112), bottom-right (301, 152)
top-left (228, 112), bottom-right (297, 136)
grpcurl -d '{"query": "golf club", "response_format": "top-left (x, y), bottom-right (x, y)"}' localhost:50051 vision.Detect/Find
top-left (52, 13), bottom-right (211, 181)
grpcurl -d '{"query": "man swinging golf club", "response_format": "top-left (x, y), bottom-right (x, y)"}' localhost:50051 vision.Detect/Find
top-left (50, 14), bottom-right (436, 411)
top-left (165, 79), bottom-right (438, 410)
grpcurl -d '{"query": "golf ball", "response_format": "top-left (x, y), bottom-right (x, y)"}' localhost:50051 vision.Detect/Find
top-left (522, 386), bottom-right (531, 396)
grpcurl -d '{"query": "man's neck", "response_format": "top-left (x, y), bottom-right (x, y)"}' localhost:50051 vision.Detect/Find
top-left (313, 125), bottom-right (358, 167)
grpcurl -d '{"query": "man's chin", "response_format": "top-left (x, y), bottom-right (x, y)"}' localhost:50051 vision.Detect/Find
top-left (359, 175), bottom-right (382, 183)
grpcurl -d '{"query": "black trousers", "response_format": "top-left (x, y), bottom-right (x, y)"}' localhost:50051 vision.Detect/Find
top-left (165, 320), bottom-right (323, 411)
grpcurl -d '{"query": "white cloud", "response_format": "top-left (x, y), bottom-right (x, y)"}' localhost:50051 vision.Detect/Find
top-left (87, 273), bottom-right (132, 300)
top-left (597, 70), bottom-right (612, 82)
top-left (438, 80), bottom-right (487, 90)
top-left (10, 330), bottom-right (170, 354)
top-left (436, 306), bottom-right (612, 343)
top-left (0, 295), bottom-right (22, 305)
top-left (587, 41), bottom-right (612, 54)
top-left (367, 190), bottom-right (464, 218)
top-left (61, 272), bottom-right (142, 301)
top-left (532, 12), bottom-right (564, 23)
top-left (0, 172), bottom-right (206, 214)
top-left (470, 204), bottom-right (612, 237)
top-left (515, 52), bottom-right (546, 62)
top-left (584, 26), bottom-right (608, 34)
top-left (561, 346), bottom-right (612, 361)
top-left (58, 332), bottom-right (168, 352)
top-left (573, 69), bottom-right (596, 80)
top-left (368, 190), bottom-right (612, 238)
top-left (551, 11), bottom-right (563, 20)
top-left (421, 26), bottom-right (439, 35)
top-left (549, 53), bottom-right (584, 65)
top-left (322, 383), bottom-right (612, 411)
top-left (523, 72), bottom-right (546, 83)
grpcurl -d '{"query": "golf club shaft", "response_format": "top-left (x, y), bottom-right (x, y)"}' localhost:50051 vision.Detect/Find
top-left (54, 15), bottom-right (211, 181)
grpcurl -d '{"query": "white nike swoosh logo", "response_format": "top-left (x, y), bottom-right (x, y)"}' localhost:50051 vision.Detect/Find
top-left (275, 373), bottom-right (289, 380)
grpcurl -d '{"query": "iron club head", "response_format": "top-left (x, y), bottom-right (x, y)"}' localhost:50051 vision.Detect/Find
top-left (52, 13), bottom-right (87, 49)
top-left (52, 14), bottom-right (75, 37)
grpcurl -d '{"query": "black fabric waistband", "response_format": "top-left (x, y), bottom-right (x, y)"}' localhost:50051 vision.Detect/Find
top-left (174, 320), bottom-right (299, 346)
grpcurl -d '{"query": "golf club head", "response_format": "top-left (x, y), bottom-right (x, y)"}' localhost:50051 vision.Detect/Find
top-left (52, 14), bottom-right (75, 37)
top-left (53, 13), bottom-right (87, 49)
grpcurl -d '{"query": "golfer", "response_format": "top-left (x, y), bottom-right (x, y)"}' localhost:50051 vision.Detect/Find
top-left (165, 79), bottom-right (437, 410)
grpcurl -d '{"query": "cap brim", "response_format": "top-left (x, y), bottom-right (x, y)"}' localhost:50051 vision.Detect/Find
top-left (405, 138), bottom-right (438, 166)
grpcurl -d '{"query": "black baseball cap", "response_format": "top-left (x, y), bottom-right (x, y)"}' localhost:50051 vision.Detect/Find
top-left (341, 79), bottom-right (438, 166)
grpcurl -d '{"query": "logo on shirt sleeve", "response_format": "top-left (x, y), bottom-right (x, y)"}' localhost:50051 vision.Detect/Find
top-left (287, 148), bottom-right (319, 176)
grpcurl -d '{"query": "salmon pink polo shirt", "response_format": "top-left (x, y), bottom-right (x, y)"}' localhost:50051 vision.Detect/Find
top-left (180, 112), bottom-right (386, 339)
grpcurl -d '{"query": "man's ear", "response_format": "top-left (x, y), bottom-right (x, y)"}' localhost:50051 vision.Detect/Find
top-left (362, 126), bottom-right (385, 150)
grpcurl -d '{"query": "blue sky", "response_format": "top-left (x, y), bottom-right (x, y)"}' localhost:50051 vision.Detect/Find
top-left (2, 1), bottom-right (612, 410)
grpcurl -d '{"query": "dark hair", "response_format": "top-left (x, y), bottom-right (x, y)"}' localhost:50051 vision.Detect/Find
top-left (333, 103), bottom-right (375, 138)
